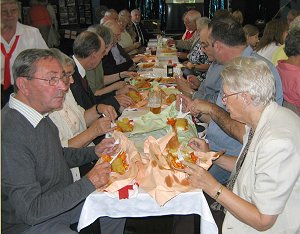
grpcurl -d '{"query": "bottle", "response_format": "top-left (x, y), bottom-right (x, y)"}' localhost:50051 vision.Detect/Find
top-left (167, 60), bottom-right (173, 77)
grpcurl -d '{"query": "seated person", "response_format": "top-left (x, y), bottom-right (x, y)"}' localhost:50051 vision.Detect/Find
top-left (243, 24), bottom-right (259, 49)
top-left (184, 57), bottom-right (300, 233)
top-left (71, 30), bottom-right (128, 119)
top-left (100, 8), bottom-right (119, 24)
top-left (167, 10), bottom-right (201, 60)
top-left (86, 24), bottom-right (137, 112)
top-left (277, 27), bottom-right (300, 116)
top-left (118, 11), bottom-right (142, 56)
top-left (1, 48), bottom-right (125, 234)
top-left (101, 19), bottom-right (144, 75)
top-left (182, 17), bottom-right (211, 81)
top-left (130, 9), bottom-right (153, 47)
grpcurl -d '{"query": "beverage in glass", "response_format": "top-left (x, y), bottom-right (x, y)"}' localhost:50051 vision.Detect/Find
top-left (148, 89), bottom-right (162, 114)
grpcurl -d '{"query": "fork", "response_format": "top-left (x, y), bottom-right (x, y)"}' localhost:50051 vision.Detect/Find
top-left (177, 148), bottom-right (184, 161)
top-left (177, 97), bottom-right (190, 118)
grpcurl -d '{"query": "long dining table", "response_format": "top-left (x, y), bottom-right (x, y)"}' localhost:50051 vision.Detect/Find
top-left (77, 39), bottom-right (218, 233)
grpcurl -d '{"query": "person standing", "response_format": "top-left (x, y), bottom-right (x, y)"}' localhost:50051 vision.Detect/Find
top-left (27, 0), bottom-right (52, 43)
top-left (1, 0), bottom-right (48, 108)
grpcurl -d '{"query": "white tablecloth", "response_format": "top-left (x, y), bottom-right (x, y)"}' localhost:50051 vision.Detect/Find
top-left (78, 189), bottom-right (218, 234)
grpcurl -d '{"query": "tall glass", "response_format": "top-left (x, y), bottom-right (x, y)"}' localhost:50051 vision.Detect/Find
top-left (148, 89), bottom-right (162, 114)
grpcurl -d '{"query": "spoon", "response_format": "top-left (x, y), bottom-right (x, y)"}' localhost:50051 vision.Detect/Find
top-left (177, 97), bottom-right (190, 118)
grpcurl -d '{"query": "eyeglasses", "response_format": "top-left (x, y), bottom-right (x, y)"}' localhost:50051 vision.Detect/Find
top-left (25, 74), bottom-right (69, 86)
top-left (65, 70), bottom-right (75, 78)
top-left (1, 8), bottom-right (18, 16)
top-left (221, 91), bottom-right (242, 102)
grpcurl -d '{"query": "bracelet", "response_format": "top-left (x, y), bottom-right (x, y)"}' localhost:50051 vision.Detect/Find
top-left (213, 184), bottom-right (224, 200)
top-left (95, 104), bottom-right (102, 116)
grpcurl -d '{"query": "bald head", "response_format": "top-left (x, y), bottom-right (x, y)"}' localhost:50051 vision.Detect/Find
top-left (184, 10), bottom-right (201, 31)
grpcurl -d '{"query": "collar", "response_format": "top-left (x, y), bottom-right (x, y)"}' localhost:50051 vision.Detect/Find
top-left (1, 22), bottom-right (23, 46)
top-left (72, 55), bottom-right (86, 78)
top-left (9, 93), bottom-right (48, 128)
top-left (241, 45), bottom-right (255, 57)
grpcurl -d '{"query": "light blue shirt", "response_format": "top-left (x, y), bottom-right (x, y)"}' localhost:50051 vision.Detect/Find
top-left (206, 46), bottom-right (283, 184)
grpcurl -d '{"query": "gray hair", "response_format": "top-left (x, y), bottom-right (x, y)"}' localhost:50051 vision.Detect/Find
top-left (49, 48), bottom-right (75, 68)
top-left (186, 10), bottom-right (201, 22)
top-left (73, 31), bottom-right (102, 59)
top-left (131, 9), bottom-right (140, 16)
top-left (221, 57), bottom-right (275, 107)
top-left (88, 24), bottom-right (113, 47)
top-left (1, 0), bottom-right (18, 4)
top-left (289, 16), bottom-right (300, 32)
top-left (284, 27), bottom-right (300, 57)
top-left (196, 17), bottom-right (211, 32)
top-left (12, 49), bottom-right (58, 92)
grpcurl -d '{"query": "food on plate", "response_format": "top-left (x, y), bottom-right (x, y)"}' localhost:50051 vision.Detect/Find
top-left (101, 151), bottom-right (129, 175)
top-left (139, 62), bottom-right (155, 69)
top-left (175, 118), bottom-right (188, 131)
top-left (134, 76), bottom-right (176, 84)
top-left (135, 80), bottom-right (152, 89)
top-left (161, 48), bottom-right (176, 53)
top-left (116, 118), bottom-right (134, 132)
top-left (127, 90), bottom-right (142, 102)
top-left (166, 93), bottom-right (176, 104)
top-left (167, 118), bottom-right (188, 131)
top-left (169, 151), bottom-right (198, 170)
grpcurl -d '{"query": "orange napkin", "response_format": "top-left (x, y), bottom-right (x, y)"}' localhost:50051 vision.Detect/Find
top-left (137, 132), bottom-right (219, 206)
top-left (97, 131), bottom-right (143, 193)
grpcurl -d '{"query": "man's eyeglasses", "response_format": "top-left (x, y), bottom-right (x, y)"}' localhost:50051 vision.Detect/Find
top-left (25, 73), bottom-right (70, 86)
top-left (65, 71), bottom-right (75, 78)
top-left (221, 92), bottom-right (242, 102)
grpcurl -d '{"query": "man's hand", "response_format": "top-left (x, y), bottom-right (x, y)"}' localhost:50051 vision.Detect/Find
top-left (175, 76), bottom-right (194, 97)
top-left (87, 162), bottom-right (111, 189)
top-left (188, 138), bottom-right (209, 152)
top-left (167, 39), bottom-right (176, 46)
top-left (122, 71), bottom-right (138, 78)
top-left (187, 75), bottom-right (201, 90)
top-left (97, 104), bottom-right (118, 122)
top-left (176, 94), bottom-right (192, 113)
top-left (90, 117), bottom-right (115, 137)
top-left (116, 84), bottom-right (137, 95)
top-left (189, 98), bottom-right (214, 117)
top-left (115, 94), bottom-right (134, 107)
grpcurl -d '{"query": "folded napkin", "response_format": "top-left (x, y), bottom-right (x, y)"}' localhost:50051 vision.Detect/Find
top-left (97, 131), bottom-right (143, 194)
top-left (137, 132), bottom-right (220, 206)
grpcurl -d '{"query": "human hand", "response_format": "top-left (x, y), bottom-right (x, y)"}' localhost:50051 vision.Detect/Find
top-left (188, 99), bottom-right (213, 117)
top-left (175, 76), bottom-right (193, 97)
top-left (167, 39), bottom-right (176, 46)
top-left (176, 93), bottom-right (192, 113)
top-left (116, 84), bottom-right (137, 95)
top-left (188, 138), bottom-right (209, 152)
top-left (134, 42), bottom-right (141, 49)
top-left (87, 162), bottom-right (111, 189)
top-left (97, 104), bottom-right (118, 122)
top-left (132, 55), bottom-right (144, 63)
top-left (115, 94), bottom-right (135, 107)
top-left (177, 52), bottom-right (188, 60)
top-left (183, 161), bottom-right (219, 193)
top-left (122, 71), bottom-right (138, 78)
top-left (187, 75), bottom-right (201, 90)
top-left (90, 117), bottom-right (115, 137)
top-left (185, 62), bottom-right (194, 69)
top-left (94, 137), bottom-right (119, 156)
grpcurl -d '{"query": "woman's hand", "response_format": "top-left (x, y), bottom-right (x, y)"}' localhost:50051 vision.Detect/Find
top-left (97, 104), bottom-right (118, 122)
top-left (188, 138), bottom-right (209, 152)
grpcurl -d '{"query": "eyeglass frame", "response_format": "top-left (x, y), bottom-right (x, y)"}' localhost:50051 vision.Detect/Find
top-left (24, 72), bottom-right (70, 86)
top-left (221, 91), bottom-right (243, 102)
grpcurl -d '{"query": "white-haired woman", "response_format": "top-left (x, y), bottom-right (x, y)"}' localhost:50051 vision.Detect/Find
top-left (184, 57), bottom-right (300, 233)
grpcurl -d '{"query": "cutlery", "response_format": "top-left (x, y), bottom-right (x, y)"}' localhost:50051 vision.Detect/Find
top-left (177, 148), bottom-right (184, 161)
top-left (109, 149), bottom-right (122, 164)
top-left (177, 97), bottom-right (190, 118)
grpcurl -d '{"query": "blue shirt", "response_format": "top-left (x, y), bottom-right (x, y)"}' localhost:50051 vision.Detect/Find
top-left (205, 46), bottom-right (283, 184)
